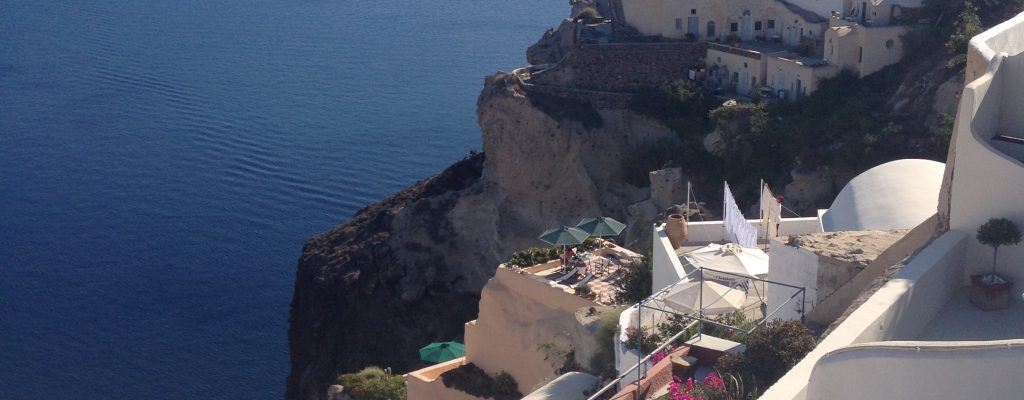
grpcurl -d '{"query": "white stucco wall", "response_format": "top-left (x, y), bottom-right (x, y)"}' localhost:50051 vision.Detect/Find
top-left (707, 46), bottom-right (766, 94)
top-left (619, 0), bottom-right (830, 41)
top-left (806, 340), bottom-right (1024, 399)
top-left (464, 268), bottom-right (598, 394)
top-left (947, 12), bottom-right (1024, 296)
top-left (766, 239), bottom-right (818, 321)
top-left (684, 217), bottom-right (822, 244)
top-left (760, 231), bottom-right (967, 400)
top-left (653, 224), bottom-right (688, 293)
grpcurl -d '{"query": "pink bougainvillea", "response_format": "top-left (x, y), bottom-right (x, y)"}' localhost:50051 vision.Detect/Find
top-left (702, 373), bottom-right (725, 391)
top-left (665, 372), bottom-right (727, 400)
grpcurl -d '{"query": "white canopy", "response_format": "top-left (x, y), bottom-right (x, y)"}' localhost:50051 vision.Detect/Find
top-left (683, 243), bottom-right (769, 279)
top-left (662, 280), bottom-right (746, 315)
top-left (522, 372), bottom-right (600, 400)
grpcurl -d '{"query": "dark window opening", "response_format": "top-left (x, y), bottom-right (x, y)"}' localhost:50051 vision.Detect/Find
top-left (767, 19), bottom-right (775, 29)
top-left (691, 8), bottom-right (697, 14)
top-left (755, 21), bottom-right (763, 30)
top-left (730, 22), bottom-right (738, 32)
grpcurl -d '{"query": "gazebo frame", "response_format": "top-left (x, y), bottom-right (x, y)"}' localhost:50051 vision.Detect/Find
top-left (586, 266), bottom-right (806, 400)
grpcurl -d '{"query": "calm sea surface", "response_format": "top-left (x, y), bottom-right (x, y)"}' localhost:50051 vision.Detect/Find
top-left (0, 0), bottom-right (562, 398)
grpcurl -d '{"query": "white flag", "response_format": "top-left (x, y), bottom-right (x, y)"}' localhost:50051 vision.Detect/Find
top-left (760, 182), bottom-right (783, 238)
top-left (724, 182), bottom-right (758, 248)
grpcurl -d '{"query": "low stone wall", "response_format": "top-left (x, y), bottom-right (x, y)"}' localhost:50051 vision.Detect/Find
top-left (529, 42), bottom-right (707, 93)
top-left (406, 358), bottom-right (481, 400)
top-left (520, 82), bottom-right (636, 110)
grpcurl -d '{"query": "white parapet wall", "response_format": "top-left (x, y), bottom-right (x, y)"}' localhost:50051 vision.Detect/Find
top-left (806, 340), bottom-right (1024, 399)
top-left (765, 239), bottom-right (820, 322)
top-left (652, 224), bottom-right (688, 293)
top-left (683, 217), bottom-right (822, 245)
top-left (947, 12), bottom-right (1024, 295)
top-left (759, 230), bottom-right (967, 400)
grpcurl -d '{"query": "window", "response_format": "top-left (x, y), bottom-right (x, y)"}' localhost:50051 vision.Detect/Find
top-left (858, 46), bottom-right (863, 62)
top-left (731, 22), bottom-right (738, 32)
top-left (707, 21), bottom-right (716, 37)
top-left (743, 62), bottom-right (748, 68)
top-left (717, 57), bottom-right (722, 62)
top-left (767, 19), bottom-right (775, 29)
top-left (885, 39), bottom-right (894, 49)
top-left (676, 18), bottom-right (683, 31)
top-left (755, 21), bottom-right (763, 30)
top-left (691, 8), bottom-right (697, 14)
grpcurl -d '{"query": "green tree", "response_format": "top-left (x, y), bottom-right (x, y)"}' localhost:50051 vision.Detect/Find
top-left (946, 1), bottom-right (982, 68)
top-left (976, 217), bottom-right (1022, 276)
top-left (617, 255), bottom-right (652, 304)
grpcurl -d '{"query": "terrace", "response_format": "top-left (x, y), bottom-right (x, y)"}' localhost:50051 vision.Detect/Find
top-left (513, 239), bottom-right (642, 305)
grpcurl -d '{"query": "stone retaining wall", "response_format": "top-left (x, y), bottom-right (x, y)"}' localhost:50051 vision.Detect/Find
top-left (529, 42), bottom-right (707, 93)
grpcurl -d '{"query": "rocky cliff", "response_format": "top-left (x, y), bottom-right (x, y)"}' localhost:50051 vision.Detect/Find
top-left (287, 2), bottom-right (973, 396)
top-left (285, 51), bottom-right (685, 399)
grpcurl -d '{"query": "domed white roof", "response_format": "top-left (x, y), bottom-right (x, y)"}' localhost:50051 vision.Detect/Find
top-left (821, 159), bottom-right (945, 232)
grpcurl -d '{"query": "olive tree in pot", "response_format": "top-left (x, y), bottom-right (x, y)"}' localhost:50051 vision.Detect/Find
top-left (970, 217), bottom-right (1022, 311)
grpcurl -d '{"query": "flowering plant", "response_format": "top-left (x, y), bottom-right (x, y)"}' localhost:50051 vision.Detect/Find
top-left (666, 373), bottom-right (728, 400)
top-left (649, 344), bottom-right (674, 365)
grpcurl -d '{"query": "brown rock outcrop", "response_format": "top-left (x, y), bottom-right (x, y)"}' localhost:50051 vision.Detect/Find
top-left (286, 66), bottom-right (682, 400)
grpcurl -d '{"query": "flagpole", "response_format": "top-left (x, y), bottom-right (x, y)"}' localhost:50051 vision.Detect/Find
top-left (759, 179), bottom-right (766, 243)
top-left (685, 181), bottom-right (691, 223)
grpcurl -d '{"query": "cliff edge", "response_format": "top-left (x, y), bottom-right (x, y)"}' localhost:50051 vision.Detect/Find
top-left (286, 48), bottom-right (683, 399)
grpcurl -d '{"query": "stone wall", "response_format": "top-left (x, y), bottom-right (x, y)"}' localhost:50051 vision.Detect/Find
top-left (529, 42), bottom-right (707, 93)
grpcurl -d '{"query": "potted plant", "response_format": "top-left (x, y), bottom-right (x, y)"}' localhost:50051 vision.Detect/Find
top-left (970, 217), bottom-right (1022, 311)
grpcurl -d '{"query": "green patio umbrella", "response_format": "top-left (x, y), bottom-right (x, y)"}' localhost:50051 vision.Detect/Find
top-left (419, 341), bottom-right (465, 364)
top-left (538, 226), bottom-right (591, 246)
top-left (576, 217), bottom-right (626, 237)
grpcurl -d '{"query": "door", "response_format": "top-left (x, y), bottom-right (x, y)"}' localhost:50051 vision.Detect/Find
top-left (739, 70), bottom-right (750, 94)
top-left (740, 11), bottom-right (753, 41)
top-left (794, 79), bottom-right (802, 100)
top-left (687, 17), bottom-right (699, 37)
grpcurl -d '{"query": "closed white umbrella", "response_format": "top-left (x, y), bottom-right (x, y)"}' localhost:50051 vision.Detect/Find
top-left (661, 280), bottom-right (746, 315)
top-left (683, 243), bottom-right (769, 279)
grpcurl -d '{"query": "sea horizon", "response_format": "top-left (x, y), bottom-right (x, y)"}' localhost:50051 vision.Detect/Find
top-left (0, 0), bottom-right (564, 398)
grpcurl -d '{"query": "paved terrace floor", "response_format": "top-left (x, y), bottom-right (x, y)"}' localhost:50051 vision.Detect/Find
top-left (917, 290), bottom-right (1024, 341)
top-left (531, 245), bottom-right (642, 305)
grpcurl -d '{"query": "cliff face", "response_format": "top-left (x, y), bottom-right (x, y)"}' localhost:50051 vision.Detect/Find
top-left (285, 59), bottom-right (681, 399)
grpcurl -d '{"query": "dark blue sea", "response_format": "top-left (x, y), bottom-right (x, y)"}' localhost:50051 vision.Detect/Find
top-left (0, 0), bottom-right (562, 398)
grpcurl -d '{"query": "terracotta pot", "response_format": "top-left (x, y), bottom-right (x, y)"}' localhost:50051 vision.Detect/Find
top-left (664, 214), bottom-right (688, 249)
top-left (969, 274), bottom-right (1013, 311)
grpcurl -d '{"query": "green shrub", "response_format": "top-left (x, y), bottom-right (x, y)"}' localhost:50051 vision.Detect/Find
top-left (506, 246), bottom-right (561, 268)
top-left (623, 326), bottom-right (662, 354)
top-left (616, 255), bottom-right (652, 304)
top-left (714, 320), bottom-right (815, 390)
top-left (589, 307), bottom-right (624, 378)
top-left (441, 363), bottom-right (523, 400)
top-left (337, 367), bottom-right (406, 400)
